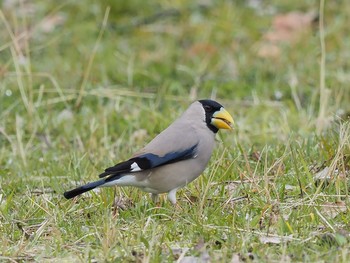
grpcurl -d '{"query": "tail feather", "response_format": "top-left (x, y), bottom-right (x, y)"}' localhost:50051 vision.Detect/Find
top-left (63, 179), bottom-right (106, 199)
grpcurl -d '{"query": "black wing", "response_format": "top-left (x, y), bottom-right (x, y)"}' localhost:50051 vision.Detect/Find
top-left (99, 143), bottom-right (198, 178)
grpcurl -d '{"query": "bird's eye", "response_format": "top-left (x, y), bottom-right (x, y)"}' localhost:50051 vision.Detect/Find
top-left (204, 105), bottom-right (212, 112)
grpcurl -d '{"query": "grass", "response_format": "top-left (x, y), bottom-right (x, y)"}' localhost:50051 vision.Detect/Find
top-left (1, 0), bottom-right (350, 262)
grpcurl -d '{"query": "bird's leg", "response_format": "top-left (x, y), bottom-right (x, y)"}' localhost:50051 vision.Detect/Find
top-left (169, 188), bottom-right (183, 207)
top-left (167, 188), bottom-right (177, 205)
top-left (168, 189), bottom-right (183, 212)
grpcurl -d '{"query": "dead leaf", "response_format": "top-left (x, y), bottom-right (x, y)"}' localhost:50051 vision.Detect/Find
top-left (257, 11), bottom-right (317, 58)
top-left (257, 43), bottom-right (281, 58)
top-left (321, 201), bottom-right (347, 219)
top-left (200, 251), bottom-right (210, 263)
top-left (113, 195), bottom-right (133, 211)
top-left (171, 247), bottom-right (189, 260)
top-left (250, 151), bottom-right (261, 162)
top-left (259, 235), bottom-right (293, 244)
top-left (265, 11), bottom-right (317, 43)
top-left (193, 238), bottom-right (206, 252)
top-left (272, 11), bottom-right (316, 39)
top-left (39, 14), bottom-right (66, 33)
top-left (177, 239), bottom-right (210, 263)
top-left (224, 181), bottom-right (240, 195)
top-left (179, 253), bottom-right (210, 263)
top-left (285, 184), bottom-right (295, 190)
top-left (313, 166), bottom-right (331, 181)
top-left (230, 253), bottom-right (241, 263)
top-left (180, 256), bottom-right (198, 263)
top-left (186, 42), bottom-right (217, 58)
top-left (56, 109), bottom-right (74, 124)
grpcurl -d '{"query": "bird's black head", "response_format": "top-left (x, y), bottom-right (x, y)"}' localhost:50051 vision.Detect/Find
top-left (199, 99), bottom-right (233, 133)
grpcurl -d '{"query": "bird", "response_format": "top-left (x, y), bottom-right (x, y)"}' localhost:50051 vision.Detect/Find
top-left (63, 99), bottom-right (234, 205)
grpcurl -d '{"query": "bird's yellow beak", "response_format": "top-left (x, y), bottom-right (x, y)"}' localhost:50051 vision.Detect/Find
top-left (211, 107), bottom-right (234, 130)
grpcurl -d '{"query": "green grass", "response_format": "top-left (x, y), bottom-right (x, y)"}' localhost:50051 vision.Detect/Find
top-left (1, 0), bottom-right (350, 262)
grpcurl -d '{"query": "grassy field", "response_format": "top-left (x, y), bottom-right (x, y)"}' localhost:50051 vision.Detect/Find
top-left (1, 0), bottom-right (350, 262)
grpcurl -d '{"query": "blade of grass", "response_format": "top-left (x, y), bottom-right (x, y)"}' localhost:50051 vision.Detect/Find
top-left (75, 7), bottom-right (110, 108)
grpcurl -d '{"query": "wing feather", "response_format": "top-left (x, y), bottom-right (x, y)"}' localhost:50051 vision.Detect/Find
top-left (99, 143), bottom-right (198, 178)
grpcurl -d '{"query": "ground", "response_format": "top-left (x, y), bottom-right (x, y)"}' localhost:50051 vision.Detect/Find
top-left (1, 0), bottom-right (350, 262)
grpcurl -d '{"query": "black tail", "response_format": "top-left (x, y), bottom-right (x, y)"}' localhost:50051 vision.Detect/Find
top-left (64, 179), bottom-right (106, 199)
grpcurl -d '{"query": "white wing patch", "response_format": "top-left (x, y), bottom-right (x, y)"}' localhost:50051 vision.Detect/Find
top-left (130, 162), bottom-right (142, 172)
